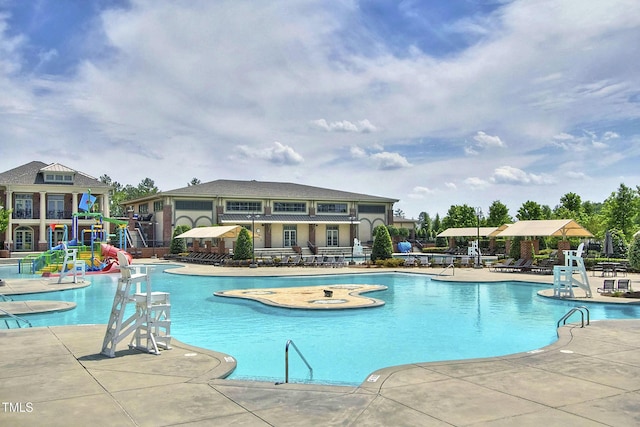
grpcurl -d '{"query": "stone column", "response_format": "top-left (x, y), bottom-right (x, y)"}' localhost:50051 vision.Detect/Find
top-left (557, 240), bottom-right (571, 265)
top-left (39, 191), bottom-right (47, 249)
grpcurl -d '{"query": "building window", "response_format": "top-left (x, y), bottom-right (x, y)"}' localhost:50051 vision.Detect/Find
top-left (273, 202), bottom-right (306, 212)
top-left (283, 225), bottom-right (297, 247)
top-left (153, 201), bottom-right (163, 211)
top-left (326, 226), bottom-right (338, 246)
top-left (317, 203), bottom-right (347, 213)
top-left (139, 204), bottom-right (149, 214)
top-left (175, 200), bottom-right (213, 210)
top-left (47, 195), bottom-right (65, 219)
top-left (226, 201), bottom-right (262, 212)
top-left (44, 173), bottom-right (74, 183)
top-left (14, 194), bottom-right (33, 219)
top-left (358, 204), bottom-right (385, 214)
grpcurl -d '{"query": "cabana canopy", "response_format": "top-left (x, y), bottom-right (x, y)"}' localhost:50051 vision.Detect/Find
top-left (437, 227), bottom-right (499, 238)
top-left (175, 225), bottom-right (245, 239)
top-left (492, 219), bottom-right (592, 238)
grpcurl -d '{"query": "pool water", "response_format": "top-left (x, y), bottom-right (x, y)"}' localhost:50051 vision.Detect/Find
top-left (3, 265), bottom-right (639, 385)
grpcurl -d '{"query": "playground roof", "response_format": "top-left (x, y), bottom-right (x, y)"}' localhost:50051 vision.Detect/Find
top-left (175, 225), bottom-right (245, 239)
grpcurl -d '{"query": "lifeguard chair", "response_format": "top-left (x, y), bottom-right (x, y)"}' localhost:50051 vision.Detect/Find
top-left (57, 244), bottom-right (86, 284)
top-left (101, 252), bottom-right (171, 357)
top-left (553, 243), bottom-right (592, 298)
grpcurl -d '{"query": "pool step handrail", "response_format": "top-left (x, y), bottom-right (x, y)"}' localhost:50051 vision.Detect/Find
top-left (282, 339), bottom-right (313, 384)
top-left (0, 293), bottom-right (13, 302)
top-left (556, 306), bottom-right (590, 336)
top-left (438, 262), bottom-right (455, 276)
top-left (0, 307), bottom-right (33, 329)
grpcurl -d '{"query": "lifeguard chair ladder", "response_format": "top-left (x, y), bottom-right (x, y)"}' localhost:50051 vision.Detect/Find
top-left (553, 243), bottom-right (592, 298)
top-left (57, 245), bottom-right (86, 284)
top-left (101, 253), bottom-right (171, 357)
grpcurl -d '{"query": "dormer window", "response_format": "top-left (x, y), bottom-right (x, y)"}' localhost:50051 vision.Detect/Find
top-left (44, 173), bottom-right (74, 183)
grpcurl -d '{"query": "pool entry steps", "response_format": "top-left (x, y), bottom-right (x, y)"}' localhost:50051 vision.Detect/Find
top-left (101, 253), bottom-right (172, 357)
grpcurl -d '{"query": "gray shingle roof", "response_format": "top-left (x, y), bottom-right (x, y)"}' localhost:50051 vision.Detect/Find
top-left (161, 179), bottom-right (397, 202)
top-left (220, 214), bottom-right (361, 224)
top-left (0, 161), bottom-right (110, 188)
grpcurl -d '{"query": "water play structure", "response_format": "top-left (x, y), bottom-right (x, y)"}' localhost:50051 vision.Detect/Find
top-left (18, 192), bottom-right (131, 276)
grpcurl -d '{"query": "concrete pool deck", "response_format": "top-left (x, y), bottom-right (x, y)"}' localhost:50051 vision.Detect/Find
top-left (1, 260), bottom-right (640, 425)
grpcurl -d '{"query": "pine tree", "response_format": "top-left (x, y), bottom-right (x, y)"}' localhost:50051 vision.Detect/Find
top-left (371, 225), bottom-right (393, 261)
top-left (233, 228), bottom-right (253, 260)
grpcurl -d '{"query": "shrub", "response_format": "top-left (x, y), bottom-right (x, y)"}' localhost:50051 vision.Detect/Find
top-left (371, 225), bottom-right (393, 261)
top-left (233, 227), bottom-right (253, 260)
top-left (628, 236), bottom-right (640, 271)
top-left (170, 225), bottom-right (190, 254)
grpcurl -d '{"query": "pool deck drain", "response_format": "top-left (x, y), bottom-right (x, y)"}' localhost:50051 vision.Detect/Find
top-left (214, 284), bottom-right (387, 309)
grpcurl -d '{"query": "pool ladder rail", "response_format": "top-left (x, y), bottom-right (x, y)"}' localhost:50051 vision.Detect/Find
top-left (0, 294), bottom-right (33, 329)
top-left (277, 339), bottom-right (313, 384)
top-left (556, 306), bottom-right (590, 336)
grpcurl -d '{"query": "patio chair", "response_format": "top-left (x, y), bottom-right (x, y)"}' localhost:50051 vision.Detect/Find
top-left (597, 279), bottom-right (615, 294)
top-left (617, 279), bottom-right (630, 292)
top-left (489, 258), bottom-right (514, 272)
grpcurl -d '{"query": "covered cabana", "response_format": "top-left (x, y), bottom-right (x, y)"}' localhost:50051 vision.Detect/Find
top-left (175, 225), bottom-right (249, 253)
top-left (493, 219), bottom-right (593, 262)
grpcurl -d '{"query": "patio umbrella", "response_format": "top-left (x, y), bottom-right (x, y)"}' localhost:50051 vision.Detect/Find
top-left (603, 230), bottom-right (614, 259)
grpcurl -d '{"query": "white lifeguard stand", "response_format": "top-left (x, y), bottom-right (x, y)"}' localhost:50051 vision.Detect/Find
top-left (468, 240), bottom-right (481, 258)
top-left (57, 245), bottom-right (86, 284)
top-left (353, 238), bottom-right (364, 257)
top-left (101, 252), bottom-right (171, 357)
top-left (553, 243), bottom-right (592, 298)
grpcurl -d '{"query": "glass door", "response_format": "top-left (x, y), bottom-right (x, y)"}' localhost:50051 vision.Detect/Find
top-left (14, 227), bottom-right (33, 251)
top-left (283, 226), bottom-right (297, 247)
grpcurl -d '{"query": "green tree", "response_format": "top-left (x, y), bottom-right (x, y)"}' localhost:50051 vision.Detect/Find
top-left (628, 235), bottom-right (640, 271)
top-left (517, 200), bottom-right (543, 220)
top-left (486, 200), bottom-right (512, 226)
top-left (432, 213), bottom-right (442, 235)
top-left (0, 206), bottom-right (12, 246)
top-left (170, 225), bottom-right (190, 254)
top-left (100, 174), bottom-right (125, 216)
top-left (554, 192), bottom-right (583, 219)
top-left (233, 227), bottom-right (253, 260)
top-left (417, 212), bottom-right (433, 239)
top-left (371, 225), bottom-right (393, 261)
top-left (602, 183), bottom-right (639, 240)
top-left (441, 204), bottom-right (478, 229)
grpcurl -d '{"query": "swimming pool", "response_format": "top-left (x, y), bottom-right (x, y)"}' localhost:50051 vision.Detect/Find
top-left (3, 265), bottom-right (640, 385)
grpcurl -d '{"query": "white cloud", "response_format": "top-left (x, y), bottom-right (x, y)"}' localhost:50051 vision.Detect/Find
top-left (463, 177), bottom-right (491, 189)
top-left (408, 186), bottom-right (435, 199)
top-left (370, 151), bottom-right (412, 170)
top-left (310, 118), bottom-right (377, 133)
top-left (349, 146), bottom-right (367, 158)
top-left (491, 165), bottom-right (555, 185)
top-left (445, 182), bottom-right (457, 190)
top-left (236, 141), bottom-right (304, 165)
top-left (473, 131), bottom-right (505, 148)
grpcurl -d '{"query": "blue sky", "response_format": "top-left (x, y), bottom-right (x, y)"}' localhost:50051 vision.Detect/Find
top-left (1, 0), bottom-right (639, 219)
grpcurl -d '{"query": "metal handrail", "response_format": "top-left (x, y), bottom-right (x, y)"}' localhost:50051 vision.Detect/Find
top-left (0, 294), bottom-right (13, 302)
top-left (282, 339), bottom-right (313, 384)
top-left (438, 262), bottom-right (455, 276)
top-left (0, 308), bottom-right (33, 329)
top-left (556, 306), bottom-right (590, 336)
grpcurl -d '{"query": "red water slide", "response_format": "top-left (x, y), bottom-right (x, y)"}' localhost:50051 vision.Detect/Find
top-left (100, 244), bottom-right (132, 272)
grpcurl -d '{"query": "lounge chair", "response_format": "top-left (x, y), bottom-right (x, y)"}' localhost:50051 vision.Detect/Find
top-left (597, 279), bottom-right (615, 293)
top-left (490, 258), bottom-right (514, 272)
top-left (617, 279), bottom-right (630, 292)
top-left (513, 259), bottom-right (534, 272)
top-left (404, 256), bottom-right (416, 267)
